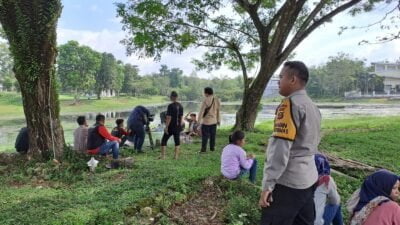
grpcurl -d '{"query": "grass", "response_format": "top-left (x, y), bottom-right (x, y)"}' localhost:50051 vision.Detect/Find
top-left (1, 116), bottom-right (399, 224)
top-left (0, 92), bottom-right (167, 118)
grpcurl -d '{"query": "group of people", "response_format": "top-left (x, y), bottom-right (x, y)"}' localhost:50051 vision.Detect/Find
top-left (68, 86), bottom-right (221, 165)
top-left (219, 61), bottom-right (400, 225)
top-left (15, 60), bottom-right (399, 224)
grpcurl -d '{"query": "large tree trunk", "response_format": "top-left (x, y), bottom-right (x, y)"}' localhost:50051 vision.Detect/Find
top-left (0, 0), bottom-right (64, 160)
top-left (234, 63), bottom-right (279, 131)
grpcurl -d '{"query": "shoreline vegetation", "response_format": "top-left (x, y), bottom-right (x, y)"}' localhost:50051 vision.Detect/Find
top-left (0, 115), bottom-right (399, 224)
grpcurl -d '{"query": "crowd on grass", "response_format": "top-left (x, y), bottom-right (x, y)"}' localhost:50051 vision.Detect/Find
top-left (14, 61), bottom-right (400, 225)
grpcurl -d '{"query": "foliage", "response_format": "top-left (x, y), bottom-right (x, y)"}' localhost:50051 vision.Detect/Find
top-left (0, 42), bottom-right (14, 91)
top-left (58, 41), bottom-right (101, 101)
top-left (95, 53), bottom-right (118, 99)
top-left (307, 53), bottom-right (384, 98)
top-left (116, 0), bottom-right (385, 130)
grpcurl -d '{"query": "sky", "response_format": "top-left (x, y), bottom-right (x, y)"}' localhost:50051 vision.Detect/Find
top-left (58, 0), bottom-right (400, 78)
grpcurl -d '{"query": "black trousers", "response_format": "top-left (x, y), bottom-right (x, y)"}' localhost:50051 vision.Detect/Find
top-left (201, 124), bottom-right (217, 151)
top-left (161, 127), bottom-right (181, 146)
top-left (260, 184), bottom-right (316, 225)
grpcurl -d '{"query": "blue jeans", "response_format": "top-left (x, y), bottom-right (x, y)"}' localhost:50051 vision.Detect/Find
top-left (323, 204), bottom-right (343, 225)
top-left (239, 159), bottom-right (258, 183)
top-left (99, 141), bottom-right (119, 159)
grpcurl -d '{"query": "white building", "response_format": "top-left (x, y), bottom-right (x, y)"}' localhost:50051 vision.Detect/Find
top-left (263, 76), bottom-right (280, 98)
top-left (372, 62), bottom-right (400, 94)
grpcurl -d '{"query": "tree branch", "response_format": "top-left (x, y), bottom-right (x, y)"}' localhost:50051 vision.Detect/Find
top-left (235, 0), bottom-right (266, 41)
top-left (279, 0), bottom-right (362, 62)
top-left (175, 21), bottom-right (231, 45)
top-left (215, 21), bottom-right (259, 43)
top-left (268, 0), bottom-right (307, 57)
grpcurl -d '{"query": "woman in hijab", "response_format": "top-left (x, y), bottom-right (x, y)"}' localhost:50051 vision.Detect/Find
top-left (314, 154), bottom-right (343, 225)
top-left (348, 169), bottom-right (400, 225)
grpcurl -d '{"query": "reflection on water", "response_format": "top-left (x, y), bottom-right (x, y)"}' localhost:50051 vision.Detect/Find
top-left (2, 102), bottom-right (400, 151)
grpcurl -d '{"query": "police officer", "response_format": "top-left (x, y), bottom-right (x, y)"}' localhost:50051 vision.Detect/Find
top-left (127, 105), bottom-right (151, 153)
top-left (259, 61), bottom-right (321, 225)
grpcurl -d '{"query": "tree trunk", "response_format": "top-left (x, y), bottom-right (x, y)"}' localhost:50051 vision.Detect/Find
top-left (0, 0), bottom-right (64, 160)
top-left (234, 64), bottom-right (277, 131)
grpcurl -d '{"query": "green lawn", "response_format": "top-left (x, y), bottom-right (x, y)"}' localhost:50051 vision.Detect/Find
top-left (0, 92), bottom-right (167, 118)
top-left (1, 116), bottom-right (399, 224)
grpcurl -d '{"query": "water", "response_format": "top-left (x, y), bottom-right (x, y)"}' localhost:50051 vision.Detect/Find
top-left (2, 102), bottom-right (400, 152)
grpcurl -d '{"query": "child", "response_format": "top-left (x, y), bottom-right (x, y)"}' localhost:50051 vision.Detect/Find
top-left (111, 118), bottom-right (129, 146)
top-left (314, 154), bottom-right (343, 225)
top-left (347, 169), bottom-right (400, 225)
top-left (73, 116), bottom-right (88, 153)
top-left (220, 130), bottom-right (257, 183)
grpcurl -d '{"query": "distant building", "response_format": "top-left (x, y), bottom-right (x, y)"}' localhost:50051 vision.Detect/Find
top-left (372, 62), bottom-right (400, 94)
top-left (263, 76), bottom-right (279, 98)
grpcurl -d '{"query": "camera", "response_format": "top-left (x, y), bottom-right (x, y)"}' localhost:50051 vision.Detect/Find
top-left (148, 114), bottom-right (155, 122)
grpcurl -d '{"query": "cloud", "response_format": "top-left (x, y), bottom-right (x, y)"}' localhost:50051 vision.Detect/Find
top-left (89, 4), bottom-right (102, 13)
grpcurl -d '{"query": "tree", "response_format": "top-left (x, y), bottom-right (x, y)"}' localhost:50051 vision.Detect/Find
top-left (113, 60), bottom-right (125, 96)
top-left (122, 63), bottom-right (139, 95)
top-left (117, 0), bottom-right (376, 130)
top-left (58, 41), bottom-right (101, 102)
top-left (0, 42), bottom-right (14, 91)
top-left (307, 53), bottom-right (373, 98)
top-left (0, 0), bottom-right (64, 159)
top-left (95, 53), bottom-right (117, 99)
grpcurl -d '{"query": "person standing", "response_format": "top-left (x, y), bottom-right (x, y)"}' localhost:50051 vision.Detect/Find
top-left (259, 61), bottom-right (321, 225)
top-left (127, 105), bottom-right (151, 153)
top-left (197, 87), bottom-right (220, 153)
top-left (160, 91), bottom-right (184, 160)
top-left (73, 116), bottom-right (89, 153)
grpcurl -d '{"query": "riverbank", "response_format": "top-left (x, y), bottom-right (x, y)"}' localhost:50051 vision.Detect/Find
top-left (1, 115), bottom-right (398, 224)
top-left (0, 92), bottom-right (167, 118)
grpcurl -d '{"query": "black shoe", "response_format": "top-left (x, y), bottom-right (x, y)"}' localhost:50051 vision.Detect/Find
top-left (137, 150), bottom-right (145, 154)
top-left (210, 149), bottom-right (215, 152)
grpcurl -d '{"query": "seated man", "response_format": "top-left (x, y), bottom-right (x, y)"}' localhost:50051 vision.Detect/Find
top-left (87, 114), bottom-right (121, 161)
top-left (111, 119), bottom-right (129, 146)
top-left (15, 127), bottom-right (29, 154)
top-left (184, 112), bottom-right (200, 136)
top-left (73, 116), bottom-right (88, 153)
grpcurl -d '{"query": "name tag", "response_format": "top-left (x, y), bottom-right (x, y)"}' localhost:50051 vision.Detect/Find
top-left (272, 98), bottom-right (297, 141)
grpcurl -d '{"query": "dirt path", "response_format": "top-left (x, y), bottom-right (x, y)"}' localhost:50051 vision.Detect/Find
top-left (167, 179), bottom-right (227, 225)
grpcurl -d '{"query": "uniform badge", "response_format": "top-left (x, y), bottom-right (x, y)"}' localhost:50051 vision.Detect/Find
top-left (272, 98), bottom-right (297, 141)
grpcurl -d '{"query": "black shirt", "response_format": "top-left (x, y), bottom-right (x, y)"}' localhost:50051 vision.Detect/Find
top-left (167, 102), bottom-right (183, 128)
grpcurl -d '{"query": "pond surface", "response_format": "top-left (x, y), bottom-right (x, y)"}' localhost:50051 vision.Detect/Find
top-left (1, 102), bottom-right (400, 152)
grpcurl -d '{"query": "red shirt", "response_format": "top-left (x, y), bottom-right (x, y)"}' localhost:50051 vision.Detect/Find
top-left (98, 125), bottom-right (120, 142)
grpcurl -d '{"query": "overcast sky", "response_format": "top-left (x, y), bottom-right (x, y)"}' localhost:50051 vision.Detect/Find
top-left (58, 0), bottom-right (400, 78)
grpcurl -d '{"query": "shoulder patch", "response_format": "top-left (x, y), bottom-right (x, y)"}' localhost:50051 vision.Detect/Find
top-left (272, 98), bottom-right (297, 141)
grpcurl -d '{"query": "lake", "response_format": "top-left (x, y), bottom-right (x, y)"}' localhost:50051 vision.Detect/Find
top-left (1, 102), bottom-right (400, 152)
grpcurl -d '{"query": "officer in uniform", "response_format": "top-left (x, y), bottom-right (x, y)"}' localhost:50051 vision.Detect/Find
top-left (259, 61), bottom-right (321, 225)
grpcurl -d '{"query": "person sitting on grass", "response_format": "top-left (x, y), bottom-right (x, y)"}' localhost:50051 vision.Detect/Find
top-left (87, 114), bottom-right (121, 168)
top-left (184, 112), bottom-right (199, 136)
top-left (73, 116), bottom-right (88, 153)
top-left (314, 154), bottom-right (343, 225)
top-left (15, 127), bottom-right (29, 154)
top-left (347, 169), bottom-right (400, 225)
top-left (111, 119), bottom-right (129, 146)
top-left (220, 130), bottom-right (257, 183)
